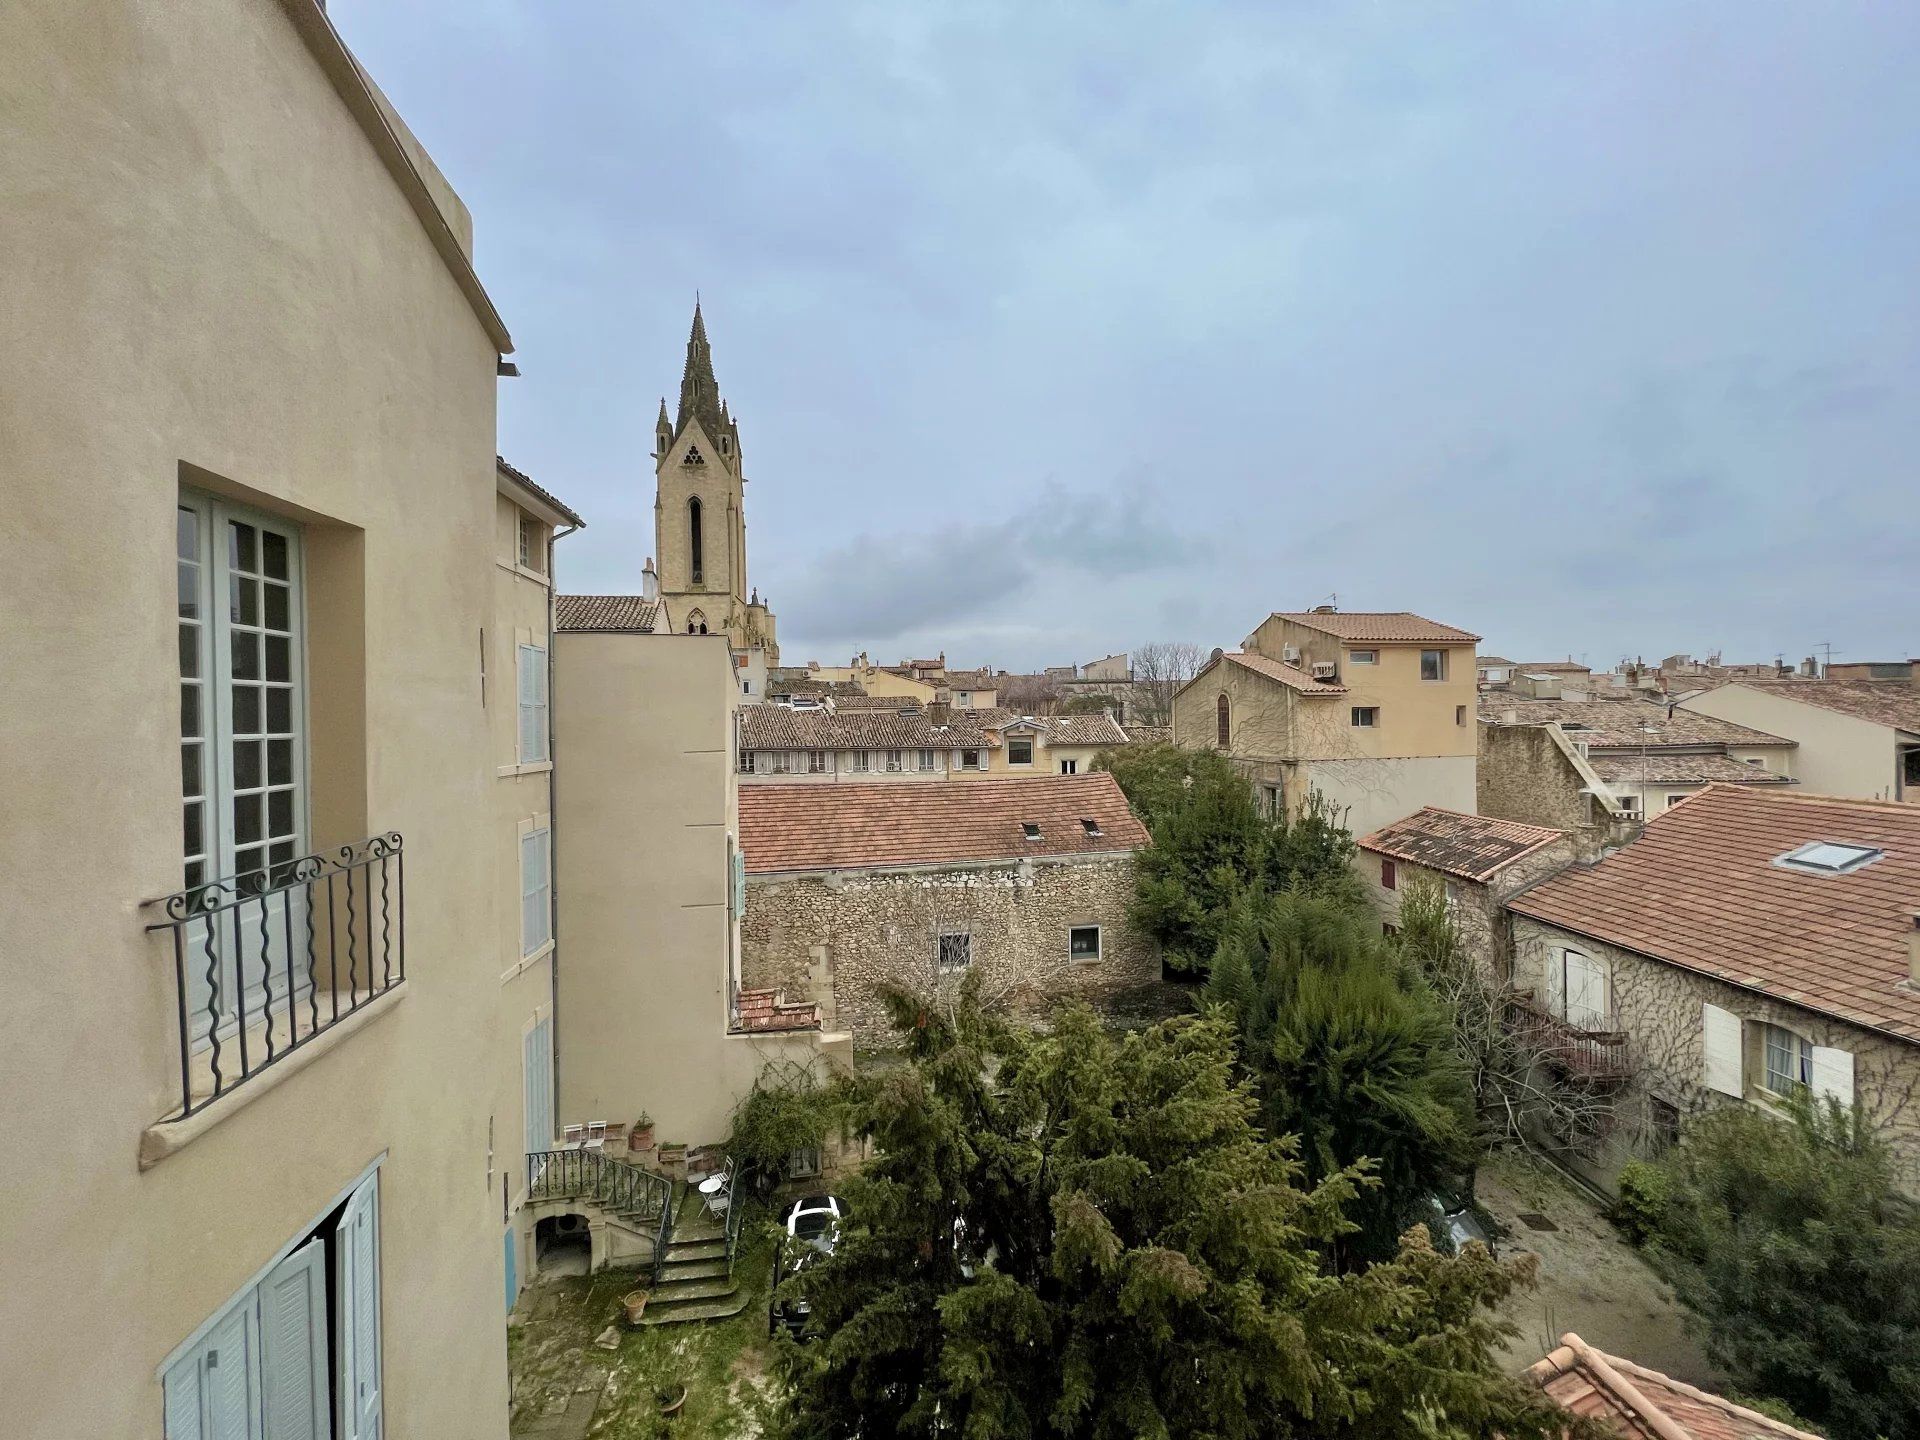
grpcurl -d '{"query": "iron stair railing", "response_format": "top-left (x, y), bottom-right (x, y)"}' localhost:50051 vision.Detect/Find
top-left (722, 1156), bottom-right (744, 1270)
top-left (526, 1149), bottom-right (675, 1284)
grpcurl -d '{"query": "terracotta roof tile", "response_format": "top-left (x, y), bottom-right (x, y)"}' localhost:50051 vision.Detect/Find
top-left (740, 707), bottom-right (998, 751)
top-left (739, 774), bottom-right (1148, 873)
top-left (555, 594), bottom-right (660, 632)
top-left (1510, 786), bottom-right (1920, 1043)
top-left (1585, 753), bottom-right (1795, 786)
top-left (1712, 679), bottom-right (1920, 733)
top-left (1479, 698), bottom-right (1794, 749)
top-left (1270, 610), bottom-right (1481, 643)
top-left (1218, 651), bottom-right (1348, 695)
top-left (1357, 808), bottom-right (1566, 883)
top-left (1122, 724), bottom-right (1172, 745)
top-left (1528, 1332), bottom-right (1825, 1439)
top-left (998, 712), bottom-right (1130, 747)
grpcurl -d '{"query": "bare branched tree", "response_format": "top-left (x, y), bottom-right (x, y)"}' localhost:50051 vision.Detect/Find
top-left (1398, 877), bottom-right (1627, 1158)
top-left (1132, 641), bottom-right (1208, 726)
top-left (1000, 671), bottom-right (1062, 715)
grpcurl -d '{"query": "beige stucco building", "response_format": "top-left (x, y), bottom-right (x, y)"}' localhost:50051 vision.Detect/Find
top-left (1, 3), bottom-right (528, 1433)
top-left (1680, 680), bottom-right (1919, 803)
top-left (738, 775), bottom-right (1160, 1047)
top-left (1508, 786), bottom-right (1920, 1195)
top-left (553, 610), bottom-right (843, 1150)
top-left (1174, 609), bottom-right (1479, 835)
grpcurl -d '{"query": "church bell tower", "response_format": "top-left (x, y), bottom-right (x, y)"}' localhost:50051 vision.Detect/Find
top-left (652, 303), bottom-right (777, 662)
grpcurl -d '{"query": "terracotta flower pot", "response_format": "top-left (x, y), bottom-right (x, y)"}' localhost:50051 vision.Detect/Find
top-left (629, 1125), bottom-right (656, 1153)
top-left (623, 1290), bottom-right (649, 1325)
top-left (657, 1383), bottom-right (687, 1417)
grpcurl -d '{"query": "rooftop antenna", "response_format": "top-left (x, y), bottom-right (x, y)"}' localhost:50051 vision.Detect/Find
top-left (1814, 641), bottom-right (1834, 676)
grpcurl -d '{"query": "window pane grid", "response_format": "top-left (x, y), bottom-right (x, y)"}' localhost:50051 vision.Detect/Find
top-left (1764, 1025), bottom-right (1811, 1094)
top-left (178, 508), bottom-right (208, 888)
top-left (227, 519), bottom-right (299, 879)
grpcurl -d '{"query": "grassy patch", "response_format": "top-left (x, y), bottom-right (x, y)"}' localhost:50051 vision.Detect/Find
top-left (510, 1217), bottom-right (784, 1439)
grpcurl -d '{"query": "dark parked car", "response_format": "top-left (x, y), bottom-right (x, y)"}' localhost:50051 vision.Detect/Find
top-left (769, 1194), bottom-right (846, 1337)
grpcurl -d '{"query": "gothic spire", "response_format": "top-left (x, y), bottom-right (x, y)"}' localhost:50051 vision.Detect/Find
top-left (676, 300), bottom-right (725, 441)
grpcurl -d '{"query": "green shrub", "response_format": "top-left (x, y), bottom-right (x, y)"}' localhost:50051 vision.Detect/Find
top-left (1610, 1159), bottom-right (1673, 1246)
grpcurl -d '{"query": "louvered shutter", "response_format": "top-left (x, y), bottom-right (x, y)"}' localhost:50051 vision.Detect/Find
top-left (335, 1173), bottom-right (383, 1440)
top-left (260, 1239), bottom-right (328, 1440)
top-left (732, 849), bottom-right (747, 917)
top-left (524, 1017), bottom-right (554, 1158)
top-left (1564, 951), bottom-right (1608, 1030)
top-left (1702, 1003), bottom-right (1743, 1097)
top-left (164, 1358), bottom-right (204, 1440)
top-left (1810, 1045), bottom-right (1855, 1108)
top-left (1545, 949), bottom-right (1568, 1020)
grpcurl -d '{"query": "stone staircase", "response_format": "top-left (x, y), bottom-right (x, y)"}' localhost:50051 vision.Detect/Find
top-left (637, 1198), bottom-right (750, 1327)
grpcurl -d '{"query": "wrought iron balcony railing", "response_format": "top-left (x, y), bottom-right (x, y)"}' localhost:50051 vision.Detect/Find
top-left (146, 833), bottom-right (404, 1120)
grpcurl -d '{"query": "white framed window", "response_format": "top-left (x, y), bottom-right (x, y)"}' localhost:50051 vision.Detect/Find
top-left (1349, 649), bottom-right (1377, 665)
top-left (768, 752), bottom-right (795, 775)
top-left (1350, 707), bottom-right (1378, 728)
top-left (808, 751), bottom-right (828, 774)
top-left (850, 751), bottom-right (871, 774)
top-left (1420, 649), bottom-right (1447, 681)
top-left (936, 931), bottom-right (972, 972)
top-left (740, 751), bottom-right (757, 774)
top-left (917, 748), bottom-right (936, 772)
top-left (885, 749), bottom-right (903, 773)
top-left (517, 643), bottom-right (549, 762)
top-left (1069, 925), bottom-right (1101, 961)
top-left (1059, 759), bottom-right (1078, 774)
top-left (1762, 1022), bottom-right (1812, 1097)
top-left (517, 511), bottom-right (543, 573)
top-left (1546, 947), bottom-right (1609, 1030)
top-left (959, 748), bottom-right (983, 771)
top-left (1008, 737), bottom-right (1034, 766)
top-left (521, 828), bottom-right (552, 957)
top-left (177, 493), bottom-right (307, 890)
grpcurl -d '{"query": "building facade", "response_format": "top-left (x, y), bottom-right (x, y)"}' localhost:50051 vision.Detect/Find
top-left (1, 3), bottom-right (523, 1432)
top-left (1508, 786), bottom-right (1920, 1195)
top-left (1680, 680), bottom-right (1919, 803)
top-left (1173, 609), bottom-right (1479, 835)
top-left (737, 702), bottom-right (1130, 784)
top-left (738, 776), bottom-right (1159, 1046)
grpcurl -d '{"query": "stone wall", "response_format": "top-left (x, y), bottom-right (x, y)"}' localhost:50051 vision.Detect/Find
top-left (1479, 723), bottom-right (1612, 858)
top-left (1512, 916), bottom-right (1920, 1194)
top-left (1357, 838), bottom-right (1575, 988)
top-left (741, 855), bottom-right (1159, 1047)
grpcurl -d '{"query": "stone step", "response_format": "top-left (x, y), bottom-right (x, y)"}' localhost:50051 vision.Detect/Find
top-left (648, 1276), bottom-right (739, 1306)
top-left (664, 1240), bottom-right (726, 1264)
top-left (670, 1222), bottom-right (726, 1245)
top-left (657, 1258), bottom-right (730, 1284)
top-left (638, 1289), bottom-right (751, 1326)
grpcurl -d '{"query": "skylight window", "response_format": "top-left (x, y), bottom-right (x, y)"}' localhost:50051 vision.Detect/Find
top-left (1080, 818), bottom-right (1102, 837)
top-left (1022, 822), bottom-right (1042, 841)
top-left (1774, 841), bottom-right (1883, 875)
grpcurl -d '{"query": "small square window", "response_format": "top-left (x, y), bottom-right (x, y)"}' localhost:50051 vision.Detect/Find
top-left (937, 931), bottom-right (972, 972)
top-left (1420, 649), bottom-right (1447, 681)
top-left (1009, 738), bottom-right (1034, 766)
top-left (960, 749), bottom-right (982, 770)
top-left (1022, 822), bottom-right (1042, 841)
top-left (1351, 707), bottom-right (1378, 728)
top-left (1059, 759), bottom-right (1078, 775)
top-left (1069, 926), bottom-right (1101, 961)
top-left (1349, 650), bottom-right (1377, 665)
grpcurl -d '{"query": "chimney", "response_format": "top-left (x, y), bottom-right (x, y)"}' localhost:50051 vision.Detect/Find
top-left (641, 557), bottom-right (659, 601)
top-left (928, 701), bottom-right (951, 727)
top-left (1909, 912), bottom-right (1920, 986)
top-left (1502, 708), bottom-right (1519, 724)
top-left (1210, 646), bottom-right (1224, 662)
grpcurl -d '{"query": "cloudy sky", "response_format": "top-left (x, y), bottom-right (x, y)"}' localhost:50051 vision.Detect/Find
top-left (337, 1), bottom-right (1918, 672)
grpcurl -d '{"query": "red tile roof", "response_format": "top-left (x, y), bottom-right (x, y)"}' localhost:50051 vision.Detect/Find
top-left (1479, 698), bottom-right (1793, 749)
top-left (1585, 753), bottom-right (1794, 786)
top-left (740, 706), bottom-right (999, 751)
top-left (555, 594), bottom-right (660, 632)
top-left (1357, 808), bottom-right (1566, 883)
top-left (998, 712), bottom-right (1130, 747)
top-left (739, 774), bottom-right (1148, 874)
top-left (1528, 1332), bottom-right (1824, 1439)
top-left (1510, 786), bottom-right (1920, 1043)
top-left (1713, 679), bottom-right (1920, 734)
top-left (1271, 610), bottom-right (1481, 644)
top-left (732, 987), bottom-right (820, 1034)
top-left (1208, 651), bottom-right (1348, 695)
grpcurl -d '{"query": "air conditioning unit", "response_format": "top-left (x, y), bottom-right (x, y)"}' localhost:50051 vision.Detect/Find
top-left (1310, 661), bottom-right (1339, 680)
top-left (1282, 645), bottom-right (1301, 664)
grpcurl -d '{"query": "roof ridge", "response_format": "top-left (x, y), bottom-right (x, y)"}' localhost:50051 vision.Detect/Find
top-left (1599, 1347), bottom-right (1828, 1440)
top-left (1702, 782), bottom-right (1920, 815)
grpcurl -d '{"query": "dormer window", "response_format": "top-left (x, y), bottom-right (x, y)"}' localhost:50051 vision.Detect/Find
top-left (1774, 841), bottom-right (1883, 875)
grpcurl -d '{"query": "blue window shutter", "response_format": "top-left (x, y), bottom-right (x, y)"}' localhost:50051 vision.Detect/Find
top-left (260, 1239), bottom-right (328, 1440)
top-left (732, 850), bottom-right (746, 916)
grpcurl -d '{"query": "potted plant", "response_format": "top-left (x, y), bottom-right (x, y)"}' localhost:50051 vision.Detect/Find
top-left (657, 1140), bottom-right (688, 1180)
top-left (623, 1289), bottom-right (649, 1325)
top-left (628, 1112), bottom-right (655, 1153)
top-left (656, 1382), bottom-right (687, 1418)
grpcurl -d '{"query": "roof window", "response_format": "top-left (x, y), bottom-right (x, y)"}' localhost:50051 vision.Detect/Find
top-left (1774, 841), bottom-right (1883, 875)
top-left (1080, 818), bottom-right (1102, 837)
top-left (1022, 823), bottom-right (1042, 841)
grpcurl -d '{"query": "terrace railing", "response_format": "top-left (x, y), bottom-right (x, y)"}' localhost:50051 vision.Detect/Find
top-left (145, 833), bottom-right (404, 1120)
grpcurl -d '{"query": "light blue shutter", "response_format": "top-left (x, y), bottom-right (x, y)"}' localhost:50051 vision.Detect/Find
top-left (524, 1017), bottom-right (553, 1157)
top-left (260, 1239), bottom-right (328, 1440)
top-left (504, 1227), bottom-right (519, 1313)
top-left (164, 1297), bottom-right (261, 1439)
top-left (334, 1173), bottom-right (383, 1440)
top-left (732, 849), bottom-right (746, 917)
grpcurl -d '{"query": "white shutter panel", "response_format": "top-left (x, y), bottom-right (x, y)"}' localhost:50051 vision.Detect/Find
top-left (534, 654), bottom-right (550, 760)
top-left (260, 1239), bottom-right (328, 1440)
top-left (1702, 1003), bottom-right (1743, 1097)
top-left (525, 1018), bottom-right (553, 1157)
top-left (1565, 951), bottom-right (1608, 1030)
top-left (205, 1303), bottom-right (260, 1440)
top-left (1810, 1046), bottom-right (1855, 1108)
top-left (1545, 949), bottom-right (1568, 1020)
top-left (335, 1173), bottom-right (383, 1440)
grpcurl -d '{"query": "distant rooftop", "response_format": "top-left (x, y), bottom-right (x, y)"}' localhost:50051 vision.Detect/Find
top-left (555, 595), bottom-right (658, 632)
top-left (1718, 679), bottom-right (1920, 734)
top-left (1357, 808), bottom-right (1565, 883)
top-left (1270, 610), bottom-right (1481, 644)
